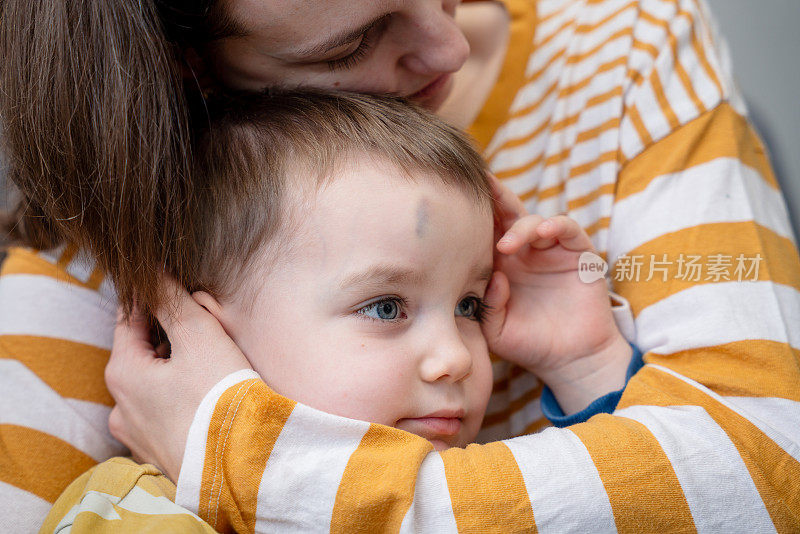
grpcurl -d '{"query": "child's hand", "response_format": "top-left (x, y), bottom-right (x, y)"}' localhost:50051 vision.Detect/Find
top-left (482, 176), bottom-right (629, 395)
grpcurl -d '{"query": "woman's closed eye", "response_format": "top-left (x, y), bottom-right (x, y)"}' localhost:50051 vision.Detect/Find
top-left (356, 296), bottom-right (408, 322)
top-left (326, 14), bottom-right (390, 71)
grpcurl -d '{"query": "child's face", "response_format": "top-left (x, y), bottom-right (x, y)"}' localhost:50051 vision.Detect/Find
top-left (220, 155), bottom-right (494, 450)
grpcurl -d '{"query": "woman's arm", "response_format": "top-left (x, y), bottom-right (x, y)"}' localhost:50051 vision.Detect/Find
top-left (171, 364), bottom-right (798, 532)
top-left (0, 246), bottom-right (128, 530)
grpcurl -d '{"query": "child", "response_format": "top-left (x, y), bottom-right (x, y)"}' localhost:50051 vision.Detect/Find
top-left (182, 89), bottom-right (632, 448)
top-left (42, 90), bottom-right (635, 530)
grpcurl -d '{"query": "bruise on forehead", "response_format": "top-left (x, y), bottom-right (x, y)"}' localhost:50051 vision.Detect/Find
top-left (415, 198), bottom-right (431, 239)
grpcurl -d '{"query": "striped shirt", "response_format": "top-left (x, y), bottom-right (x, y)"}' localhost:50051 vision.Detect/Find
top-left (9, 0), bottom-right (800, 531)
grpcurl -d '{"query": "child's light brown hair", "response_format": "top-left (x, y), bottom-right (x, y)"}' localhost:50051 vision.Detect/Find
top-left (188, 90), bottom-right (492, 304)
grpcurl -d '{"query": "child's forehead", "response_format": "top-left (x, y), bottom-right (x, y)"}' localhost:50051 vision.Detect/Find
top-left (313, 159), bottom-right (485, 221)
top-left (414, 198), bottom-right (432, 239)
top-left (301, 152), bottom-right (490, 208)
top-left (311, 170), bottom-right (489, 248)
top-left (275, 152), bottom-right (494, 267)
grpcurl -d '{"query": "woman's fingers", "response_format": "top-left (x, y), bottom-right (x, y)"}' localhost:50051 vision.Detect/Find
top-left (107, 305), bottom-right (157, 404)
top-left (108, 305), bottom-right (156, 399)
top-left (151, 275), bottom-right (195, 337)
top-left (150, 274), bottom-right (251, 374)
top-left (151, 274), bottom-right (224, 359)
top-left (105, 276), bottom-right (254, 482)
top-left (112, 305), bottom-right (155, 357)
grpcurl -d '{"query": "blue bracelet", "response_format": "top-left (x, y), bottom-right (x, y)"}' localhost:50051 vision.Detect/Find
top-left (540, 343), bottom-right (644, 428)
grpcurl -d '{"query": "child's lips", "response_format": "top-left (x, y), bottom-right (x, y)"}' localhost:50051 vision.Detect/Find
top-left (397, 415), bottom-right (463, 437)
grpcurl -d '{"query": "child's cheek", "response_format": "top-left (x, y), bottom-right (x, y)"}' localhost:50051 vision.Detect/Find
top-left (311, 358), bottom-right (410, 426)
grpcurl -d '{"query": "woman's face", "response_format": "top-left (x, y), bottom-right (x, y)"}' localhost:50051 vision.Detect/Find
top-left (209, 0), bottom-right (469, 110)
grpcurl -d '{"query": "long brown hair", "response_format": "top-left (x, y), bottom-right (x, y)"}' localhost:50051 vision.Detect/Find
top-left (0, 0), bottom-right (235, 314)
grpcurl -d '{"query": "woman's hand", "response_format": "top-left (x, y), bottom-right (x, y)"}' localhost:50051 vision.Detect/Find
top-left (105, 277), bottom-right (252, 483)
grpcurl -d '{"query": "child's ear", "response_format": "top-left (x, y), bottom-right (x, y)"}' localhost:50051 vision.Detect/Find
top-left (191, 291), bottom-right (224, 321)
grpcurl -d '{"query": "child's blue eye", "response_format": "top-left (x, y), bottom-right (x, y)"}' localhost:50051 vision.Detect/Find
top-left (455, 296), bottom-right (488, 322)
top-left (357, 298), bottom-right (405, 321)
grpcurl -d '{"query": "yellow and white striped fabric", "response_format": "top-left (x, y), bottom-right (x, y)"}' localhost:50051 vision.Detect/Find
top-left (39, 457), bottom-right (215, 532)
top-left (5, 0), bottom-right (800, 531)
top-left (0, 245), bottom-right (127, 531)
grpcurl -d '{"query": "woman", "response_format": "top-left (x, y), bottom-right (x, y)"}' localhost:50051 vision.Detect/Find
top-left (2, 0), bottom-right (798, 531)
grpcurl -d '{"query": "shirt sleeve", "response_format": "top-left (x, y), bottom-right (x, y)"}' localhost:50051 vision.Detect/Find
top-left (0, 246), bottom-right (128, 530)
top-left (40, 457), bottom-right (217, 533)
top-left (174, 1), bottom-right (800, 531)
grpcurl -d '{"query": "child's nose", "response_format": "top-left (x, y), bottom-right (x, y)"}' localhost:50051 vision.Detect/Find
top-left (419, 328), bottom-right (473, 384)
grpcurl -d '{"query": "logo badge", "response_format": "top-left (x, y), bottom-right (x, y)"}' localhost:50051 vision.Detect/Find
top-left (578, 251), bottom-right (608, 283)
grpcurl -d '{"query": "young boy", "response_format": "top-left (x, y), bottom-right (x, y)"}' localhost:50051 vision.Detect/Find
top-left (182, 89), bottom-right (632, 448)
top-left (42, 91), bottom-right (635, 530)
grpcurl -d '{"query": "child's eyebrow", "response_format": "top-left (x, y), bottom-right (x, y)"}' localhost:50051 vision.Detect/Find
top-left (474, 265), bottom-right (494, 284)
top-left (339, 264), bottom-right (426, 291)
top-left (339, 264), bottom-right (494, 292)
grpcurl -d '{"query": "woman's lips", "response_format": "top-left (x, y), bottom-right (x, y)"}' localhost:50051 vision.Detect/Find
top-left (409, 74), bottom-right (452, 103)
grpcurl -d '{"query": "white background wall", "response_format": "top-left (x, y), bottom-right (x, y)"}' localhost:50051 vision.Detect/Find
top-left (705, 0), bottom-right (800, 239)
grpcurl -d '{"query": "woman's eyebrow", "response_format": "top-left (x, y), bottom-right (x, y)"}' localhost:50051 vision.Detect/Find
top-left (294, 13), bottom-right (389, 59)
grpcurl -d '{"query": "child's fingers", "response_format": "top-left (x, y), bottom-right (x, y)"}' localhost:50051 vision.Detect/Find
top-left (496, 214), bottom-right (547, 254)
top-left (481, 271), bottom-right (510, 343)
top-left (489, 173), bottom-right (526, 224)
top-left (536, 215), bottom-right (594, 252)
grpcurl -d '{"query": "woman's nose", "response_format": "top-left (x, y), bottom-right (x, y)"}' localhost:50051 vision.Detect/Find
top-left (441, 0), bottom-right (462, 17)
top-left (399, 4), bottom-right (470, 76)
top-left (419, 327), bottom-right (474, 384)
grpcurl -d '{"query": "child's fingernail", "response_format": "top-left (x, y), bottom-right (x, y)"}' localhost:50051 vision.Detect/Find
top-left (499, 233), bottom-right (516, 245)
